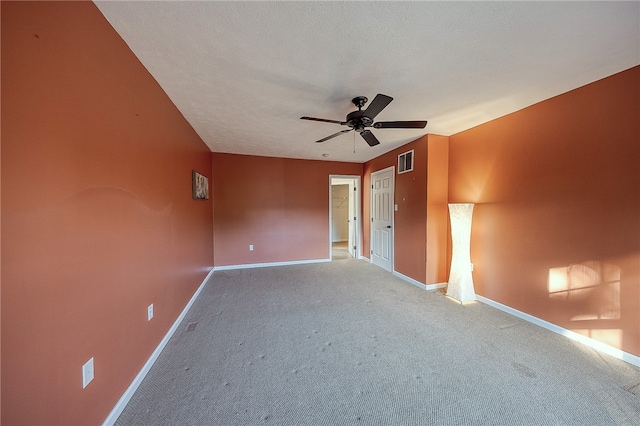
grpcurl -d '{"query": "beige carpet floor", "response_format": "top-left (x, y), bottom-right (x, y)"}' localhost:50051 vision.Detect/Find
top-left (332, 241), bottom-right (351, 260)
top-left (116, 256), bottom-right (640, 425)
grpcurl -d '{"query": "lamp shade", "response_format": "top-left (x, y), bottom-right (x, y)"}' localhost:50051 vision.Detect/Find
top-left (447, 203), bottom-right (476, 303)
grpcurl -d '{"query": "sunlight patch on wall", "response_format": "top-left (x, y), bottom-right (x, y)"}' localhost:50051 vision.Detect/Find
top-left (548, 260), bottom-right (620, 321)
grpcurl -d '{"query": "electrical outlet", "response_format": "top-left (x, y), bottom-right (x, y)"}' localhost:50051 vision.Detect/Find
top-left (470, 263), bottom-right (474, 272)
top-left (82, 357), bottom-right (94, 389)
top-left (249, 244), bottom-right (254, 251)
top-left (147, 304), bottom-right (154, 321)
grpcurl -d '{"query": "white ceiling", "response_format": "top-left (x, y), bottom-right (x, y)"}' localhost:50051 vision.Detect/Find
top-left (94, 1), bottom-right (639, 163)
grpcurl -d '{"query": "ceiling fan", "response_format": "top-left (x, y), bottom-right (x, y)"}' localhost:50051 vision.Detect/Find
top-left (300, 94), bottom-right (427, 147)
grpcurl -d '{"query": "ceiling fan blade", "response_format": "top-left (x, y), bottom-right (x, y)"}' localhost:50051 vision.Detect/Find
top-left (364, 94), bottom-right (393, 119)
top-left (360, 130), bottom-right (380, 147)
top-left (316, 129), bottom-right (352, 143)
top-left (301, 116), bottom-right (346, 125)
top-left (373, 120), bottom-right (428, 129)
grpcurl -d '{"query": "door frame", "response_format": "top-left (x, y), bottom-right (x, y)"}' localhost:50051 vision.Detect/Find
top-left (369, 166), bottom-right (395, 272)
top-left (329, 175), bottom-right (361, 260)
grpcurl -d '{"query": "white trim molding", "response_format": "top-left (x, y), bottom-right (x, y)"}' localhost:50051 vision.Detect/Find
top-left (214, 258), bottom-right (330, 271)
top-left (477, 295), bottom-right (640, 368)
top-left (329, 175), bottom-right (362, 261)
top-left (425, 282), bottom-right (448, 291)
top-left (394, 271), bottom-right (426, 290)
top-left (393, 270), bottom-right (447, 292)
top-left (103, 267), bottom-right (216, 425)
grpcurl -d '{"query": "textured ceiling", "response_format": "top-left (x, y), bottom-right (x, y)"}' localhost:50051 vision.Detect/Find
top-left (95, 1), bottom-right (639, 163)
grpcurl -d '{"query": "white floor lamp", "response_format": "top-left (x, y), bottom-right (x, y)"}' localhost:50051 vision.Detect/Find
top-left (447, 203), bottom-right (476, 303)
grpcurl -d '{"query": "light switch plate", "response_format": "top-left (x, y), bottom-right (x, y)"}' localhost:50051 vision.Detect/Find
top-left (82, 357), bottom-right (94, 389)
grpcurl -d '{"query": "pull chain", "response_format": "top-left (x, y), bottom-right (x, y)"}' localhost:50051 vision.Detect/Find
top-left (353, 131), bottom-right (356, 153)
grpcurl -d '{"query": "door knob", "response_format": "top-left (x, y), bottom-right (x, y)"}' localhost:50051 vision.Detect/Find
top-left (386, 225), bottom-right (392, 229)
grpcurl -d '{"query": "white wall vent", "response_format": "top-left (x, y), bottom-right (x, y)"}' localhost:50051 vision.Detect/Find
top-left (398, 150), bottom-right (414, 174)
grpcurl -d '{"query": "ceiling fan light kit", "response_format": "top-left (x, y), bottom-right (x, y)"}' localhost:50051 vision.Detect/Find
top-left (300, 94), bottom-right (428, 147)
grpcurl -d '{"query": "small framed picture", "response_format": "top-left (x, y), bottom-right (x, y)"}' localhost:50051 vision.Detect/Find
top-left (192, 171), bottom-right (209, 200)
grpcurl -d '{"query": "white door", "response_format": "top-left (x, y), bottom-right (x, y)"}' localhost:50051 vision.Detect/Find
top-left (371, 167), bottom-right (394, 272)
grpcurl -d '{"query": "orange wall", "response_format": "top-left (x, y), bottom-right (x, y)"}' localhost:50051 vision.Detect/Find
top-left (425, 134), bottom-right (449, 284)
top-left (1, 2), bottom-right (213, 425)
top-left (363, 137), bottom-right (428, 283)
top-left (212, 153), bottom-right (362, 266)
top-left (448, 66), bottom-right (640, 357)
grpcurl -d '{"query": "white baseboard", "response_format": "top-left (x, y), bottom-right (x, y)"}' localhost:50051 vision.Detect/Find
top-left (103, 267), bottom-right (215, 426)
top-left (393, 271), bottom-right (426, 290)
top-left (425, 282), bottom-right (448, 291)
top-left (477, 295), bottom-right (640, 368)
top-left (392, 271), bottom-right (447, 291)
top-left (214, 258), bottom-right (331, 271)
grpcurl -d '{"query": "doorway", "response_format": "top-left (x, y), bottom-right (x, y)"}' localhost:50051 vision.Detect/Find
top-left (329, 175), bottom-right (361, 260)
top-left (370, 166), bottom-right (394, 272)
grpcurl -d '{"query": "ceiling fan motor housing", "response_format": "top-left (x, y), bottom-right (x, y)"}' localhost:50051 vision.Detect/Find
top-left (346, 110), bottom-right (373, 133)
